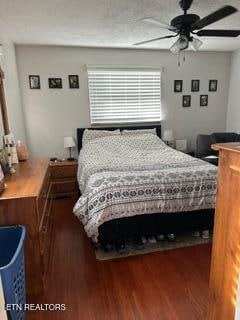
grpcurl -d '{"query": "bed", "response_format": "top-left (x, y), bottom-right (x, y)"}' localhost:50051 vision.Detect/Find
top-left (73, 125), bottom-right (217, 243)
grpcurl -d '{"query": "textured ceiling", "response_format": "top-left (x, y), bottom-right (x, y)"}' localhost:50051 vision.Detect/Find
top-left (0, 0), bottom-right (240, 51)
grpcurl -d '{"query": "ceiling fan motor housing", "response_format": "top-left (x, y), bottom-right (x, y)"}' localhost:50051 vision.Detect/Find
top-left (171, 14), bottom-right (200, 31)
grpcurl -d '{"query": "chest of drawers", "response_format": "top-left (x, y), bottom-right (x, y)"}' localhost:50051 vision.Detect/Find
top-left (208, 143), bottom-right (240, 319)
top-left (0, 158), bottom-right (52, 294)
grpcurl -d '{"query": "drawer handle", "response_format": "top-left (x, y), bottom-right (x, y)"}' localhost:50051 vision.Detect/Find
top-left (46, 211), bottom-right (51, 217)
top-left (42, 191), bottom-right (47, 198)
top-left (42, 226), bottom-right (47, 234)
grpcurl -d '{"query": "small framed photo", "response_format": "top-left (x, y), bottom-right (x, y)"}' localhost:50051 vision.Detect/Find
top-left (182, 95), bottom-right (191, 107)
top-left (191, 79), bottom-right (200, 92)
top-left (29, 75), bottom-right (40, 89)
top-left (174, 80), bottom-right (183, 93)
top-left (68, 75), bottom-right (79, 89)
top-left (209, 80), bottom-right (218, 92)
top-left (48, 78), bottom-right (62, 89)
top-left (200, 95), bottom-right (208, 107)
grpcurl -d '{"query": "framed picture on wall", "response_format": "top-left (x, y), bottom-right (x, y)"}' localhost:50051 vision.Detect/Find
top-left (174, 80), bottom-right (183, 92)
top-left (191, 79), bottom-right (200, 92)
top-left (68, 75), bottom-right (79, 89)
top-left (200, 95), bottom-right (208, 107)
top-left (29, 75), bottom-right (40, 89)
top-left (209, 80), bottom-right (218, 92)
top-left (182, 95), bottom-right (191, 107)
top-left (48, 78), bottom-right (62, 89)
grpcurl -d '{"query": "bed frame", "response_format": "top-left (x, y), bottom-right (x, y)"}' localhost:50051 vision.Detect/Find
top-left (77, 125), bottom-right (214, 243)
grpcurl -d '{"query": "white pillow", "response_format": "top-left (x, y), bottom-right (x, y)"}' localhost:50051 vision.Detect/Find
top-left (121, 128), bottom-right (157, 136)
top-left (82, 129), bottom-right (120, 146)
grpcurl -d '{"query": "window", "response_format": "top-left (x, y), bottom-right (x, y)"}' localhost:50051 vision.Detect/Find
top-left (87, 67), bottom-right (161, 125)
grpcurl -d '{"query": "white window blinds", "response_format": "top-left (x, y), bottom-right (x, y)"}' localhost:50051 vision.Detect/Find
top-left (87, 68), bottom-right (161, 125)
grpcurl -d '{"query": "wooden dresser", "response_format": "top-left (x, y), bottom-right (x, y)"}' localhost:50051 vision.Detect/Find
top-left (207, 143), bottom-right (240, 320)
top-left (49, 160), bottom-right (78, 198)
top-left (0, 158), bottom-right (52, 295)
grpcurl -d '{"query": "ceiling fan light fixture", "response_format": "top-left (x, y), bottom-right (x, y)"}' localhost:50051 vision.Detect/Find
top-left (170, 35), bottom-right (189, 54)
top-left (177, 35), bottom-right (189, 50)
top-left (170, 40), bottom-right (180, 54)
top-left (190, 37), bottom-right (203, 51)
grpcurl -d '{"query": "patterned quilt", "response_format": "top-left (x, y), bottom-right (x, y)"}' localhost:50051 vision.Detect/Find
top-left (73, 133), bottom-right (217, 242)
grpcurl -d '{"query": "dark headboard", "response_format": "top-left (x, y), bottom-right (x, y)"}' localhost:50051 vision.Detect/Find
top-left (77, 125), bottom-right (161, 152)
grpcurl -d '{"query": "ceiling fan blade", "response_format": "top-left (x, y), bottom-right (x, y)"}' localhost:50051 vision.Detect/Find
top-left (140, 17), bottom-right (176, 31)
top-left (196, 29), bottom-right (240, 37)
top-left (134, 35), bottom-right (178, 46)
top-left (192, 5), bottom-right (238, 30)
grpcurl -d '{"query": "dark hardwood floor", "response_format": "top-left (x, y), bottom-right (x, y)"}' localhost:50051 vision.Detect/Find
top-left (28, 198), bottom-right (212, 320)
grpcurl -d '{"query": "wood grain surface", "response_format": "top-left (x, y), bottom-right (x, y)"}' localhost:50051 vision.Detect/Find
top-left (28, 198), bottom-right (211, 320)
top-left (207, 146), bottom-right (240, 320)
top-left (0, 158), bottom-right (49, 199)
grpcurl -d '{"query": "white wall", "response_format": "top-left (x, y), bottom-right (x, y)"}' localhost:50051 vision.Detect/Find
top-left (227, 48), bottom-right (240, 133)
top-left (0, 21), bottom-right (26, 143)
top-left (16, 45), bottom-right (231, 158)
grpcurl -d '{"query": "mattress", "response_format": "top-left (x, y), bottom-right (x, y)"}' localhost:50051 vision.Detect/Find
top-left (73, 133), bottom-right (217, 242)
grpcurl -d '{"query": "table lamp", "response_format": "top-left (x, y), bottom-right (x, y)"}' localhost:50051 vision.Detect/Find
top-left (163, 130), bottom-right (174, 146)
top-left (64, 137), bottom-right (76, 161)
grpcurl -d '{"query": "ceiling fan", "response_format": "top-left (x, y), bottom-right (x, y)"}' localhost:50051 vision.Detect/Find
top-left (134, 0), bottom-right (240, 53)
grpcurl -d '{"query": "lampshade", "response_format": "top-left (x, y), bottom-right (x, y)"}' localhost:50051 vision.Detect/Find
top-left (170, 35), bottom-right (189, 54)
top-left (64, 136), bottom-right (76, 149)
top-left (177, 35), bottom-right (189, 50)
top-left (163, 130), bottom-right (174, 141)
top-left (190, 37), bottom-right (203, 51)
top-left (170, 41), bottom-right (180, 54)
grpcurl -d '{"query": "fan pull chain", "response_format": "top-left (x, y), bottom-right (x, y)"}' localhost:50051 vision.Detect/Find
top-left (183, 51), bottom-right (186, 62)
top-left (178, 51), bottom-right (187, 66)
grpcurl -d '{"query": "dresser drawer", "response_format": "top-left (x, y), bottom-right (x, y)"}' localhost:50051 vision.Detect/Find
top-left (37, 170), bottom-right (51, 224)
top-left (39, 197), bottom-right (52, 251)
top-left (51, 180), bottom-right (78, 195)
top-left (39, 197), bottom-right (53, 273)
top-left (42, 217), bottom-right (53, 275)
top-left (50, 165), bottom-right (77, 179)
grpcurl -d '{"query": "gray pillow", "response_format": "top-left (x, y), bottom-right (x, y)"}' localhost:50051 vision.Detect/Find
top-left (82, 129), bottom-right (120, 146)
top-left (121, 128), bottom-right (157, 136)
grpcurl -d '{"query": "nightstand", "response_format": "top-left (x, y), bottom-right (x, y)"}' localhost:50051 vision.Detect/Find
top-left (49, 160), bottom-right (78, 198)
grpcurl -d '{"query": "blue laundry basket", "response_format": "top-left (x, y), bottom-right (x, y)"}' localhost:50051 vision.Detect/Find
top-left (0, 225), bottom-right (26, 320)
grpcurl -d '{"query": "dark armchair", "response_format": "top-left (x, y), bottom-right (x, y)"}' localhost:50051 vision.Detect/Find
top-left (196, 132), bottom-right (240, 165)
